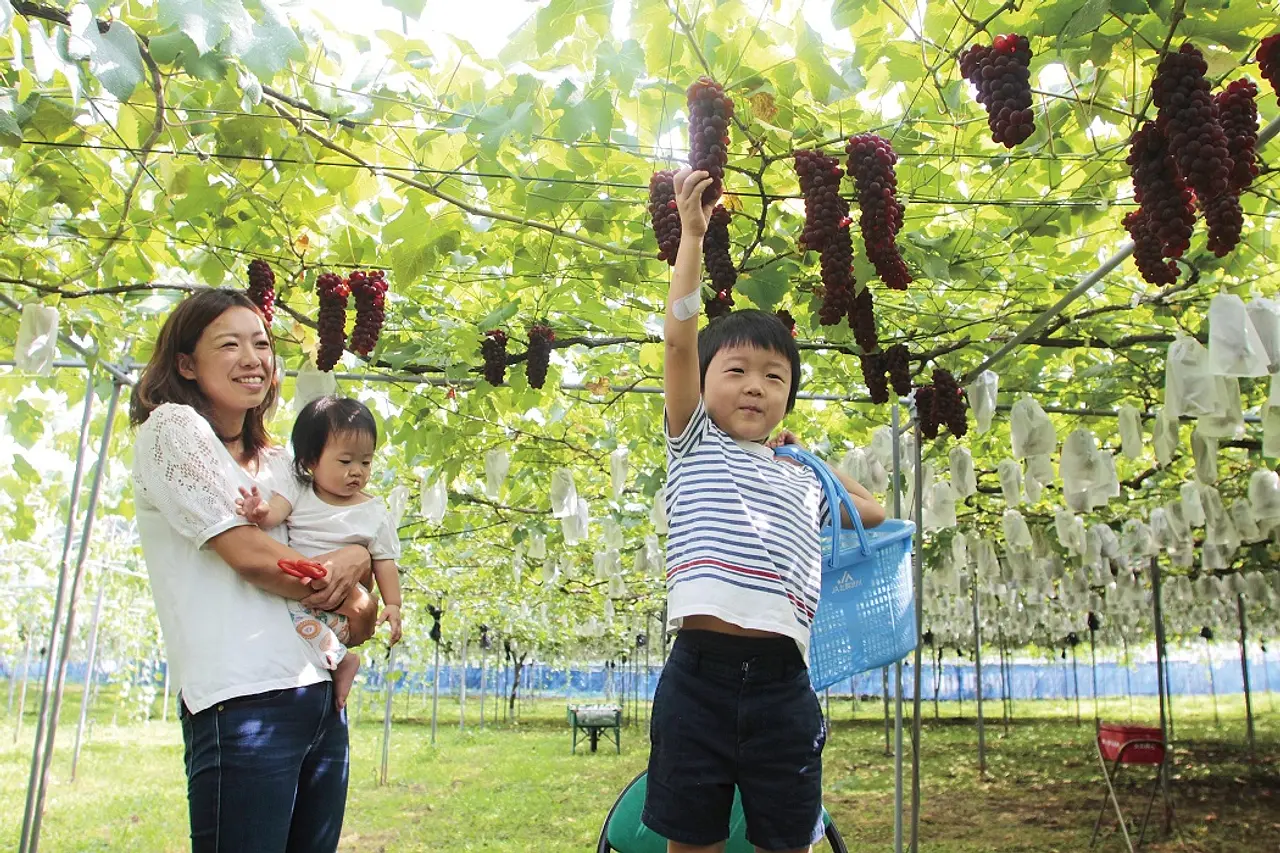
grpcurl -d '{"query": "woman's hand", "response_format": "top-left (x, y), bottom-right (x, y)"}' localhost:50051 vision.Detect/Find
top-left (303, 545), bottom-right (370, 612)
top-left (673, 166), bottom-right (715, 239)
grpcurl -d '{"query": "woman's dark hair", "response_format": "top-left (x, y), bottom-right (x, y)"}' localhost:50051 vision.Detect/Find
top-left (698, 309), bottom-right (802, 412)
top-left (129, 288), bottom-right (277, 458)
top-left (291, 396), bottom-right (379, 481)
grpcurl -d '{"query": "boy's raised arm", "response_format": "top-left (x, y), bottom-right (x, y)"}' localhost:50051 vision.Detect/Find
top-left (664, 167), bottom-right (716, 438)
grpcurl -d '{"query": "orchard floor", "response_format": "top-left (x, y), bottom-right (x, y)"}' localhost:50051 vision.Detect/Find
top-left (0, 685), bottom-right (1276, 852)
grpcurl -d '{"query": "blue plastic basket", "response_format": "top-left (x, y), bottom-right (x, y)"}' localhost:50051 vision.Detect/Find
top-left (775, 446), bottom-right (918, 691)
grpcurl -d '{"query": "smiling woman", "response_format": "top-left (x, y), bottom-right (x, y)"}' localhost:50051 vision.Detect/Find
top-left (126, 288), bottom-right (378, 853)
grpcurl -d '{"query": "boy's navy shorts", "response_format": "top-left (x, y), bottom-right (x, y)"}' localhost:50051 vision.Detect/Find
top-left (641, 629), bottom-right (827, 851)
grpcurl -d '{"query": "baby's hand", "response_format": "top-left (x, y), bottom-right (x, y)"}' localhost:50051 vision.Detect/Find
top-left (235, 486), bottom-right (271, 527)
top-left (378, 604), bottom-right (403, 646)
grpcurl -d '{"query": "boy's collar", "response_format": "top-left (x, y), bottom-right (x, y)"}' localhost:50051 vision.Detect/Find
top-left (734, 438), bottom-right (773, 458)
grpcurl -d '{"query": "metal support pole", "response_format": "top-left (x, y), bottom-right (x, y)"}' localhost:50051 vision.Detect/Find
top-left (1237, 594), bottom-right (1254, 755)
top-left (13, 633), bottom-right (34, 743)
top-left (1005, 640), bottom-right (1014, 724)
top-left (644, 617), bottom-right (652, 729)
top-left (1089, 628), bottom-right (1100, 724)
top-left (6, 636), bottom-right (19, 717)
top-left (907, 417), bottom-right (925, 852)
top-left (972, 583), bottom-right (986, 778)
top-left (999, 635), bottom-right (1010, 735)
top-left (70, 579), bottom-right (108, 780)
top-left (933, 647), bottom-right (941, 720)
top-left (18, 375), bottom-right (97, 853)
top-left (1205, 637), bottom-right (1220, 727)
top-left (1071, 643), bottom-right (1082, 726)
top-left (1261, 640), bottom-right (1274, 712)
top-left (479, 651), bottom-right (486, 730)
top-left (28, 381), bottom-right (121, 851)
top-left (882, 667), bottom-right (892, 757)
top-left (380, 647), bottom-right (396, 785)
top-left (890, 403), bottom-right (904, 853)
top-left (430, 639), bottom-right (441, 746)
top-left (459, 629), bottom-right (468, 731)
top-left (1150, 557), bottom-right (1172, 833)
top-left (9, 629), bottom-right (32, 720)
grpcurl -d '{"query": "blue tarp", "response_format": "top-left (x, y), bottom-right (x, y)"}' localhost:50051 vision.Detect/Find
top-left (5, 655), bottom-right (1277, 702)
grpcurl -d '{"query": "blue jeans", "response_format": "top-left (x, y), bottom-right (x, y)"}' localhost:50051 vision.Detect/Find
top-left (180, 682), bottom-right (349, 853)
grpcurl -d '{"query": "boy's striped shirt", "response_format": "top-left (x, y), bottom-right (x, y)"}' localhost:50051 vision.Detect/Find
top-left (664, 400), bottom-right (827, 655)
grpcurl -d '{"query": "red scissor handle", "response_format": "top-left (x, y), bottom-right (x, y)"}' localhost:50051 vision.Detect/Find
top-left (278, 559), bottom-right (328, 580)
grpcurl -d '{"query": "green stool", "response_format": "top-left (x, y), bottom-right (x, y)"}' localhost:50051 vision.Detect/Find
top-left (597, 772), bottom-right (848, 852)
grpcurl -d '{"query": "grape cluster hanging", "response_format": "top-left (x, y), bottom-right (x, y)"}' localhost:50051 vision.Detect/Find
top-left (315, 272), bottom-right (349, 372)
top-left (959, 34), bottom-right (1036, 148)
top-left (526, 324), bottom-right (555, 389)
top-left (246, 260), bottom-right (275, 323)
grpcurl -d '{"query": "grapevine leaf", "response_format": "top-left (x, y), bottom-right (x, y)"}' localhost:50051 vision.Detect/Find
top-left (157, 0), bottom-right (253, 56)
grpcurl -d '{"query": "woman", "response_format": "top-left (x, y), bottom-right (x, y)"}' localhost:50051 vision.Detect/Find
top-left (130, 288), bottom-right (377, 852)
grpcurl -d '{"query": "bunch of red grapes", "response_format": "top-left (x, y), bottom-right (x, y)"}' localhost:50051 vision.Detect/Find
top-left (845, 134), bottom-right (911, 289)
top-left (1216, 79), bottom-right (1260, 193)
top-left (849, 286), bottom-right (878, 353)
top-left (931, 369), bottom-right (967, 437)
top-left (647, 171), bottom-right (682, 264)
top-left (959, 34), bottom-right (1036, 148)
top-left (913, 369), bottom-right (968, 439)
top-left (1259, 35), bottom-right (1280, 100)
top-left (1201, 78), bottom-right (1260, 257)
top-left (246, 259), bottom-right (275, 323)
top-left (795, 149), bottom-right (846, 252)
top-left (1126, 123), bottom-right (1195, 262)
top-left (315, 272), bottom-right (350, 372)
top-left (860, 354), bottom-right (891, 404)
top-left (686, 76), bottom-right (734, 204)
top-left (817, 197), bottom-right (856, 326)
top-left (704, 205), bottom-right (737, 319)
top-left (481, 329), bottom-right (508, 386)
top-left (348, 269), bottom-right (388, 356)
top-left (526, 324), bottom-right (555, 389)
top-left (1152, 44), bottom-right (1233, 202)
top-left (1123, 209), bottom-right (1179, 286)
top-left (883, 343), bottom-right (912, 397)
top-left (914, 384), bottom-right (939, 439)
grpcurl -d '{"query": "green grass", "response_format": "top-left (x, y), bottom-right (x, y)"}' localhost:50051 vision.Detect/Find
top-left (1, 683), bottom-right (1277, 852)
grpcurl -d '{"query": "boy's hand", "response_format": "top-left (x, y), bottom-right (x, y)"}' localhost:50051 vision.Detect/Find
top-left (235, 486), bottom-right (271, 527)
top-left (767, 430), bottom-right (804, 449)
top-left (673, 167), bottom-right (715, 238)
top-left (378, 604), bottom-right (403, 646)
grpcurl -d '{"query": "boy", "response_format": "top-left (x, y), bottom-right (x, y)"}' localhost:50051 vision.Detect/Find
top-left (643, 167), bottom-right (886, 853)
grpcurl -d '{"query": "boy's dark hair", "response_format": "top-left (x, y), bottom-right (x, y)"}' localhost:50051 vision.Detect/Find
top-left (698, 309), bottom-right (802, 412)
top-left (291, 395), bottom-right (378, 481)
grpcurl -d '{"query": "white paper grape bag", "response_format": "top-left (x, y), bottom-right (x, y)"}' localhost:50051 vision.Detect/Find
top-left (966, 370), bottom-right (999, 434)
top-left (295, 359), bottom-right (338, 411)
top-left (1118, 405), bottom-right (1143, 459)
top-left (15, 303), bottom-right (59, 375)
top-left (1208, 293), bottom-right (1269, 377)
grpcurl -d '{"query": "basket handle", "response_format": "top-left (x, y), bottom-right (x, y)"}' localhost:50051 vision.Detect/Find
top-left (773, 445), bottom-right (872, 563)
